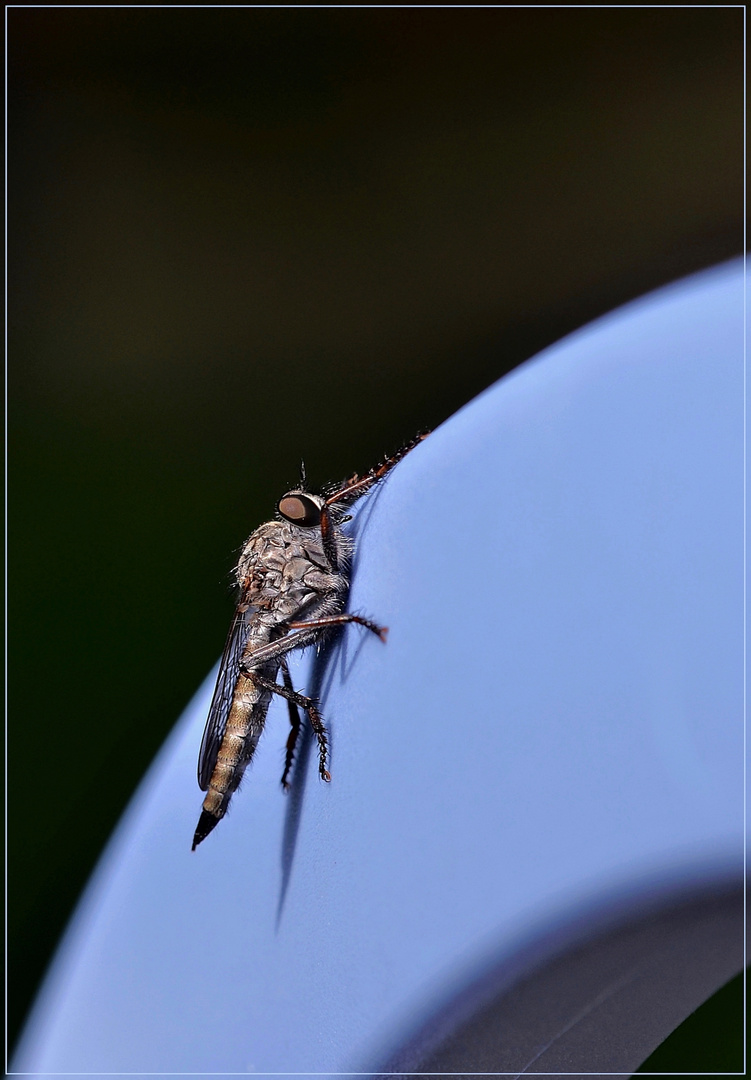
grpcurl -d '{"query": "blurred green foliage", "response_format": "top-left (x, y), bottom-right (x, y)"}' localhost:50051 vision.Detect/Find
top-left (636, 970), bottom-right (745, 1075)
top-left (8, 6), bottom-right (743, 1061)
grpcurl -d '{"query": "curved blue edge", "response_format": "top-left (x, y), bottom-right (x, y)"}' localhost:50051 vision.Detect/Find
top-left (377, 868), bottom-right (744, 1075)
top-left (13, 259), bottom-right (745, 1077)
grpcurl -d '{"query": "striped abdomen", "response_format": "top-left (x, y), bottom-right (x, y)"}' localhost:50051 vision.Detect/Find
top-left (192, 657), bottom-right (278, 849)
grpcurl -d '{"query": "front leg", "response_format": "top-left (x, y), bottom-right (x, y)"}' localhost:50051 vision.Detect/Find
top-left (319, 432), bottom-right (429, 571)
top-left (319, 504), bottom-right (340, 572)
top-left (324, 432), bottom-right (429, 509)
top-left (243, 667), bottom-right (331, 782)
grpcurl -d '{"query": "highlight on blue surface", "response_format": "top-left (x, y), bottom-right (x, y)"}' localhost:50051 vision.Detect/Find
top-left (13, 259), bottom-right (745, 1076)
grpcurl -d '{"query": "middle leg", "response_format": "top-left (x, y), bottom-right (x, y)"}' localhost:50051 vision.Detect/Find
top-left (288, 612), bottom-right (388, 641)
top-left (238, 611), bottom-right (388, 670)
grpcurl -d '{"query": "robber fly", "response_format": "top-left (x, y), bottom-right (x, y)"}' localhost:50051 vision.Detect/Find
top-left (192, 434), bottom-right (426, 849)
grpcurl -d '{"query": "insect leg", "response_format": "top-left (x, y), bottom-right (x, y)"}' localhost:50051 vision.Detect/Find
top-left (324, 431), bottom-right (429, 509)
top-left (319, 504), bottom-right (340, 572)
top-left (280, 659), bottom-right (301, 790)
top-left (245, 669), bottom-right (331, 782)
top-left (288, 612), bottom-right (388, 641)
top-left (319, 434), bottom-right (429, 572)
top-left (238, 613), bottom-right (387, 671)
top-left (239, 624), bottom-right (329, 668)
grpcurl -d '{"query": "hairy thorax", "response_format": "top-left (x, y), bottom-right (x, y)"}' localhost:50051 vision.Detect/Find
top-left (235, 520), bottom-right (348, 625)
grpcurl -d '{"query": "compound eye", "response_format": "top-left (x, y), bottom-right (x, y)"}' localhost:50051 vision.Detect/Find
top-left (277, 492), bottom-right (321, 528)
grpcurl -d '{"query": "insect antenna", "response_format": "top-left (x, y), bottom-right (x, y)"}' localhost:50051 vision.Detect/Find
top-left (299, 460), bottom-right (308, 490)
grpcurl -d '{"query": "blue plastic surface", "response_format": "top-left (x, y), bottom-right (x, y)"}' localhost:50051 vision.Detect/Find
top-left (13, 260), bottom-right (745, 1076)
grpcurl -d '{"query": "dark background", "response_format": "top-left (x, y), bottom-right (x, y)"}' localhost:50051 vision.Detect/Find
top-left (8, 6), bottom-right (744, 1065)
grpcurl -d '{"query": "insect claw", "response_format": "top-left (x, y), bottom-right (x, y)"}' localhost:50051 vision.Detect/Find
top-left (379, 626), bottom-right (389, 642)
top-left (322, 770), bottom-right (332, 782)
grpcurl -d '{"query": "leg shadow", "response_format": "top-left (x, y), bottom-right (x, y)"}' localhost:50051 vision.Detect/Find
top-left (275, 479), bottom-right (391, 926)
top-left (275, 629), bottom-right (342, 928)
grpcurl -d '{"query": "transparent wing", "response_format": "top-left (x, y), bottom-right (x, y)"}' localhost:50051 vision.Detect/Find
top-left (197, 607), bottom-right (251, 790)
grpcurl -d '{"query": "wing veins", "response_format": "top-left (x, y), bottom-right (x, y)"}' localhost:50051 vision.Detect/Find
top-left (197, 607), bottom-right (251, 790)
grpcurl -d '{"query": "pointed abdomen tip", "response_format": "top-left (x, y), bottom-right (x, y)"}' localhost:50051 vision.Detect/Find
top-left (192, 809), bottom-right (220, 850)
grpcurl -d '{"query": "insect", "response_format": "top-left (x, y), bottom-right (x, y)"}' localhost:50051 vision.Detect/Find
top-left (192, 434), bottom-right (427, 850)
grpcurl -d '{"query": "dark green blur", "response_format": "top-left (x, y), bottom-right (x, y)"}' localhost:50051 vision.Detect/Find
top-left (636, 971), bottom-right (744, 1074)
top-left (8, 7), bottom-right (743, 1062)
